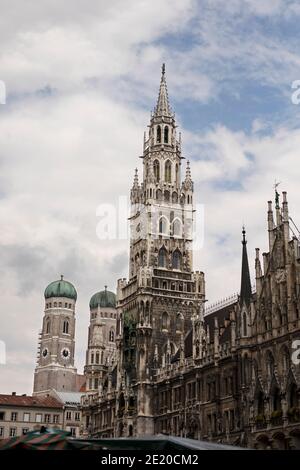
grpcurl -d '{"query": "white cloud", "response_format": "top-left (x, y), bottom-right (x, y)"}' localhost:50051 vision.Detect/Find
top-left (1, 0), bottom-right (300, 394)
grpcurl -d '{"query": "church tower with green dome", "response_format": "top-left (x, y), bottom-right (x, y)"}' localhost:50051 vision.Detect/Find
top-left (33, 275), bottom-right (78, 395)
top-left (83, 286), bottom-right (117, 396)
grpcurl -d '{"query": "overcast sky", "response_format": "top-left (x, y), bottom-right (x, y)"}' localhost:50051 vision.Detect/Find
top-left (1, 0), bottom-right (300, 394)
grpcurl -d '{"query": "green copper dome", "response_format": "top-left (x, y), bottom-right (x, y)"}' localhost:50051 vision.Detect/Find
top-left (44, 276), bottom-right (77, 301)
top-left (89, 287), bottom-right (116, 310)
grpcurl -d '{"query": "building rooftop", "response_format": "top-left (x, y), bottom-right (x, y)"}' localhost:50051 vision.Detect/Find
top-left (53, 391), bottom-right (83, 406)
top-left (0, 393), bottom-right (63, 409)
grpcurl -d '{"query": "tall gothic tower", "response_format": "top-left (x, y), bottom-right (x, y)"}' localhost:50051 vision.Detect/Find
top-left (33, 276), bottom-right (78, 395)
top-left (116, 65), bottom-right (205, 436)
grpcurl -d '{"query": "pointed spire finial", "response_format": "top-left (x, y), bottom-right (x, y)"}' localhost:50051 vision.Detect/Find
top-left (133, 168), bottom-right (139, 187)
top-left (240, 226), bottom-right (252, 306)
top-left (155, 63), bottom-right (171, 117)
top-left (60, 274), bottom-right (64, 281)
top-left (242, 225), bottom-right (246, 244)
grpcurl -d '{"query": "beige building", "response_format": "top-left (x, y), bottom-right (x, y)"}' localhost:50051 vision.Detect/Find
top-left (0, 393), bottom-right (63, 439)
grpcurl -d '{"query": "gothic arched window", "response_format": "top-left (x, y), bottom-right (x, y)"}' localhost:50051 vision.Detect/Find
top-left (272, 386), bottom-right (281, 412)
top-left (172, 191), bottom-right (178, 203)
top-left (164, 190), bottom-right (170, 202)
top-left (172, 250), bottom-right (182, 270)
top-left (153, 160), bottom-right (160, 182)
top-left (96, 351), bottom-right (99, 364)
top-left (158, 247), bottom-right (168, 268)
top-left (162, 312), bottom-right (169, 330)
top-left (175, 164), bottom-right (179, 185)
top-left (63, 320), bottom-right (69, 334)
top-left (176, 313), bottom-right (183, 331)
top-left (172, 218), bottom-right (182, 237)
top-left (156, 125), bottom-right (161, 143)
top-left (109, 328), bottom-right (115, 342)
top-left (159, 217), bottom-right (168, 235)
top-left (164, 126), bottom-right (169, 143)
top-left (288, 383), bottom-right (298, 408)
top-left (165, 160), bottom-right (172, 183)
top-left (266, 351), bottom-right (275, 377)
top-left (279, 345), bottom-right (290, 374)
top-left (243, 311), bottom-right (247, 337)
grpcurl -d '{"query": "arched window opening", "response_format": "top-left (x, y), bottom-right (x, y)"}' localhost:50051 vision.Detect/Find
top-left (153, 160), bottom-right (160, 182)
top-left (175, 164), bottom-right (179, 185)
top-left (46, 320), bottom-right (50, 334)
top-left (162, 312), bottom-right (169, 330)
top-left (63, 320), bottom-right (69, 334)
top-left (159, 217), bottom-right (168, 235)
top-left (172, 218), bottom-right (182, 237)
top-left (172, 192), bottom-right (178, 203)
top-left (172, 250), bottom-right (182, 270)
top-left (288, 383), bottom-right (298, 408)
top-left (267, 351), bottom-right (275, 377)
top-left (156, 125), bottom-right (161, 143)
top-left (243, 311), bottom-right (247, 336)
top-left (282, 346), bottom-right (290, 373)
top-left (109, 328), bottom-right (115, 342)
top-left (158, 247), bottom-right (167, 268)
top-left (257, 390), bottom-right (264, 416)
top-left (164, 190), bottom-right (170, 202)
top-left (165, 160), bottom-right (172, 183)
top-left (96, 352), bottom-right (99, 364)
top-left (273, 387), bottom-right (281, 412)
top-left (176, 314), bottom-right (183, 331)
top-left (164, 126), bottom-right (169, 143)
top-left (242, 355), bottom-right (249, 385)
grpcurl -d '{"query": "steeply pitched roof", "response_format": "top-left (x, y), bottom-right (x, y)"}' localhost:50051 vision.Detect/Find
top-left (240, 227), bottom-right (252, 306)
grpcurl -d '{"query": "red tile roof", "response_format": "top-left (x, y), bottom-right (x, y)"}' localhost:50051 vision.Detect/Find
top-left (0, 394), bottom-right (63, 409)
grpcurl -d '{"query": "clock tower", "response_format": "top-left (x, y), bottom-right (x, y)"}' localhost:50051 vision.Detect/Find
top-left (33, 275), bottom-right (78, 395)
top-left (116, 65), bottom-right (205, 436)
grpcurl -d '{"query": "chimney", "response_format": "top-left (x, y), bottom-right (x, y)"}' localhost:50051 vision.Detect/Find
top-left (12, 392), bottom-right (16, 396)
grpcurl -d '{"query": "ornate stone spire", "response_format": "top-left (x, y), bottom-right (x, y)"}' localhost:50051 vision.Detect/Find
top-left (183, 160), bottom-right (193, 190)
top-left (240, 226), bottom-right (252, 306)
top-left (133, 168), bottom-right (139, 187)
top-left (154, 63), bottom-right (172, 117)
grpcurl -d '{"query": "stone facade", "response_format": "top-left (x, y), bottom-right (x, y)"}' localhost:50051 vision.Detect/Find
top-left (80, 66), bottom-right (300, 449)
top-left (33, 276), bottom-right (78, 395)
top-left (0, 393), bottom-right (63, 439)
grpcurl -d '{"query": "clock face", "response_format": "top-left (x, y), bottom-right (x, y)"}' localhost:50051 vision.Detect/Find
top-left (61, 348), bottom-right (70, 360)
top-left (42, 348), bottom-right (48, 358)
